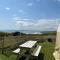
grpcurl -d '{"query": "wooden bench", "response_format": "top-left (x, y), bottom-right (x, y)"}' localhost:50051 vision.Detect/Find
top-left (31, 45), bottom-right (42, 56)
top-left (12, 48), bottom-right (20, 54)
top-left (29, 45), bottom-right (41, 60)
top-left (12, 48), bottom-right (20, 60)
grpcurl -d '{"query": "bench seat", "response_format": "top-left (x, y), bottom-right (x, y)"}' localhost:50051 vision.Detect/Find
top-left (12, 48), bottom-right (20, 54)
top-left (31, 45), bottom-right (42, 56)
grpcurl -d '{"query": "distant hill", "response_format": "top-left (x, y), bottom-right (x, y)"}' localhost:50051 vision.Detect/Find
top-left (0, 30), bottom-right (57, 34)
top-left (41, 31), bottom-right (56, 35)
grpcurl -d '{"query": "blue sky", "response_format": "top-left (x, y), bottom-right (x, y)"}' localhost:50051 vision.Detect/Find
top-left (0, 0), bottom-right (60, 31)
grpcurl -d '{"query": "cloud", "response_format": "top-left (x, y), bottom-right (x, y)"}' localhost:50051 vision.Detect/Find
top-left (12, 14), bottom-right (17, 17)
top-left (5, 7), bottom-right (10, 10)
top-left (14, 17), bottom-right (60, 31)
top-left (27, 3), bottom-right (33, 6)
top-left (18, 9), bottom-right (23, 13)
top-left (13, 17), bottom-right (21, 20)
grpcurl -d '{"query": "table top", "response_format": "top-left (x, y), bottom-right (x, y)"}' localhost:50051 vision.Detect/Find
top-left (19, 40), bottom-right (37, 48)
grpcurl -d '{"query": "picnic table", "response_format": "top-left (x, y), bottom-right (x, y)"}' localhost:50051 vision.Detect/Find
top-left (12, 40), bottom-right (42, 60)
top-left (19, 40), bottom-right (37, 55)
top-left (19, 40), bottom-right (37, 59)
top-left (19, 40), bottom-right (37, 49)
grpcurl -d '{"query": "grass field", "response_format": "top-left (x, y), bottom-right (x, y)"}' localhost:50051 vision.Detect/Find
top-left (0, 41), bottom-right (55, 60)
top-left (0, 32), bottom-right (56, 60)
top-left (38, 42), bottom-right (55, 60)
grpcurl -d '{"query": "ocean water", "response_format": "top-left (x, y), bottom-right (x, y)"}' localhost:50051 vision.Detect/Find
top-left (0, 30), bottom-right (42, 34)
top-left (0, 30), bottom-right (55, 34)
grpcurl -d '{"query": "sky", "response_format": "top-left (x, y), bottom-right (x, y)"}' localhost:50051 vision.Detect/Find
top-left (0, 0), bottom-right (60, 31)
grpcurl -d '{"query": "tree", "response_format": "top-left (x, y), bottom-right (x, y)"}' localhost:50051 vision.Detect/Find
top-left (12, 32), bottom-right (26, 36)
top-left (48, 38), bottom-right (52, 42)
top-left (12, 32), bottom-right (20, 36)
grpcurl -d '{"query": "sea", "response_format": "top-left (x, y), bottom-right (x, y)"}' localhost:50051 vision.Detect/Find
top-left (0, 30), bottom-right (55, 34)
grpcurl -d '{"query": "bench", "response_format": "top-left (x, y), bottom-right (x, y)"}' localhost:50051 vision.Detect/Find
top-left (31, 45), bottom-right (42, 56)
top-left (12, 48), bottom-right (20, 60)
top-left (12, 48), bottom-right (20, 54)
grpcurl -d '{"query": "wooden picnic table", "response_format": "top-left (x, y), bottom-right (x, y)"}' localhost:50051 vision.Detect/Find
top-left (19, 40), bottom-right (37, 49)
top-left (19, 40), bottom-right (37, 55)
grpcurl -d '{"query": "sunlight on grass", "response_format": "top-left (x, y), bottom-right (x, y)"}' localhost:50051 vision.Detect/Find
top-left (0, 42), bottom-right (55, 60)
top-left (38, 42), bottom-right (55, 60)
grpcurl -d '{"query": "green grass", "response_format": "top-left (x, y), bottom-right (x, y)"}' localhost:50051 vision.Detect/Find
top-left (38, 42), bottom-right (55, 60)
top-left (0, 32), bottom-right (56, 60)
top-left (0, 54), bottom-right (16, 60)
top-left (0, 42), bottom-right (55, 60)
